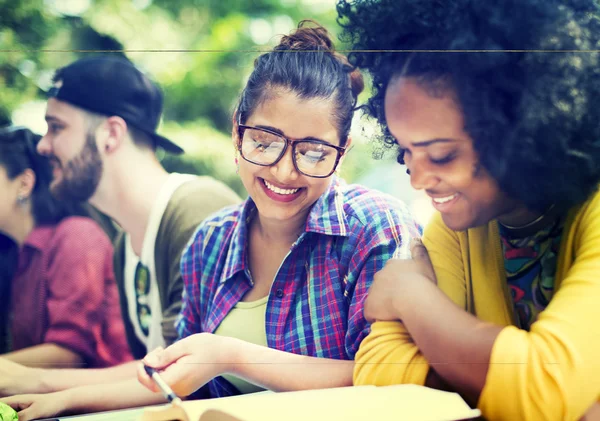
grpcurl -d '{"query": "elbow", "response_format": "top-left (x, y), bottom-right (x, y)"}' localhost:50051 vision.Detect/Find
top-left (353, 333), bottom-right (429, 386)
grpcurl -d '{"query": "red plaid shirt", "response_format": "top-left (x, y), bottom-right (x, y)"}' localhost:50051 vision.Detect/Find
top-left (10, 217), bottom-right (132, 367)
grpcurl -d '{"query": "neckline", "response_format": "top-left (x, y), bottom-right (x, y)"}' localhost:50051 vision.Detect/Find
top-left (498, 204), bottom-right (562, 239)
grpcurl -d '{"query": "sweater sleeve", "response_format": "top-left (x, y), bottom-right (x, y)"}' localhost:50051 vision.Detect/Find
top-left (479, 196), bottom-right (600, 421)
top-left (354, 213), bottom-right (468, 386)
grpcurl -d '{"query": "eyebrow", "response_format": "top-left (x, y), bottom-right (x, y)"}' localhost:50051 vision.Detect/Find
top-left (254, 124), bottom-right (332, 144)
top-left (398, 138), bottom-right (456, 148)
top-left (45, 115), bottom-right (65, 124)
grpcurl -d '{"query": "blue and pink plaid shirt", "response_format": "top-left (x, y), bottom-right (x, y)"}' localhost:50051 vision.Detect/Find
top-left (177, 176), bottom-right (421, 397)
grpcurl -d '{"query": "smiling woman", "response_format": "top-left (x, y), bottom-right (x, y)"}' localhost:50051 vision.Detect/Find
top-left (338, 0), bottom-right (600, 420)
top-left (136, 20), bottom-right (422, 399)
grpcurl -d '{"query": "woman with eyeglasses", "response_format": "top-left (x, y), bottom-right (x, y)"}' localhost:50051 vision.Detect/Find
top-left (0, 126), bottom-right (131, 368)
top-left (337, 0), bottom-right (600, 420)
top-left (136, 20), bottom-right (421, 399)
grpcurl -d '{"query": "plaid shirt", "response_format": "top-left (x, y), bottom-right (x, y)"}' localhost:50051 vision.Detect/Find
top-left (177, 177), bottom-right (421, 397)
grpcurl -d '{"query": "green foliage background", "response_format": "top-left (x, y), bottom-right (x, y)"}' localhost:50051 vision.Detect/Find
top-left (0, 0), bottom-right (384, 198)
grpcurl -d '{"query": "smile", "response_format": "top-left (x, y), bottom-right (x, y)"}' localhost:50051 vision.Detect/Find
top-left (431, 194), bottom-right (458, 204)
top-left (263, 179), bottom-right (300, 195)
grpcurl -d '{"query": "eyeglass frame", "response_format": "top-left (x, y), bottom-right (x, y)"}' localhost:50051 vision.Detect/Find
top-left (236, 124), bottom-right (348, 179)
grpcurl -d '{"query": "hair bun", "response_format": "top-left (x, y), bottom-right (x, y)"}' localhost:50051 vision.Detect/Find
top-left (275, 20), bottom-right (334, 51)
top-left (348, 67), bottom-right (365, 97)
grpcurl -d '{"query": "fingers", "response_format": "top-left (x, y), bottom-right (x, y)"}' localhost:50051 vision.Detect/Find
top-left (136, 363), bottom-right (160, 393)
top-left (409, 238), bottom-right (427, 258)
top-left (142, 341), bottom-right (188, 370)
top-left (2, 395), bottom-right (31, 411)
top-left (2, 395), bottom-right (35, 421)
top-left (410, 238), bottom-right (437, 283)
top-left (363, 295), bottom-right (376, 323)
top-left (142, 346), bottom-right (165, 368)
top-left (18, 408), bottom-right (36, 421)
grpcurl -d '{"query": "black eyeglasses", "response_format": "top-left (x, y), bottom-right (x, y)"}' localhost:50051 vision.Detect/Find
top-left (237, 125), bottom-right (347, 178)
top-left (134, 262), bottom-right (151, 336)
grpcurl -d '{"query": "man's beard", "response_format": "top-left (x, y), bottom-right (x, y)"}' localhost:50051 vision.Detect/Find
top-left (51, 132), bottom-right (103, 202)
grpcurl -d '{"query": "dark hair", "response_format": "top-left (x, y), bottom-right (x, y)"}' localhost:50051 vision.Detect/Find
top-left (236, 20), bottom-right (364, 146)
top-left (338, 0), bottom-right (600, 211)
top-left (0, 232), bottom-right (15, 353)
top-left (0, 126), bottom-right (80, 226)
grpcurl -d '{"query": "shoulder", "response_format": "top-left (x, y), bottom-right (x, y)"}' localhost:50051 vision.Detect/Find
top-left (342, 183), bottom-right (417, 230)
top-left (43, 217), bottom-right (112, 266)
top-left (181, 202), bottom-right (244, 263)
top-left (423, 212), bottom-right (451, 240)
top-left (569, 186), bottom-right (600, 241)
top-left (189, 202), bottom-right (244, 242)
top-left (162, 175), bottom-right (242, 228)
top-left (572, 186), bottom-right (600, 225)
top-left (52, 216), bottom-right (111, 248)
top-left (170, 175), bottom-right (241, 206)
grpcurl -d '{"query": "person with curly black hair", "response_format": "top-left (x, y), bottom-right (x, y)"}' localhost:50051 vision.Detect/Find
top-left (337, 0), bottom-right (600, 420)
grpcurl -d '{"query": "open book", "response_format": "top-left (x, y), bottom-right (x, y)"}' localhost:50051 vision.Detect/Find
top-left (138, 384), bottom-right (481, 421)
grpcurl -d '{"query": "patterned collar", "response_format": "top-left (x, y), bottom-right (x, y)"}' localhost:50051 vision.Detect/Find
top-left (221, 176), bottom-right (350, 284)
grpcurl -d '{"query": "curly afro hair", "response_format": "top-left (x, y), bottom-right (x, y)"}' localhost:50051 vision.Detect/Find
top-left (337, 0), bottom-right (600, 212)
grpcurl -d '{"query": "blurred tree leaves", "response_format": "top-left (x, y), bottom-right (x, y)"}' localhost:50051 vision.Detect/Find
top-left (1, 0), bottom-right (378, 197)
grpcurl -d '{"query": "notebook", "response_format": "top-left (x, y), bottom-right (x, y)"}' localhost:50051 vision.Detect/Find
top-left (138, 384), bottom-right (482, 421)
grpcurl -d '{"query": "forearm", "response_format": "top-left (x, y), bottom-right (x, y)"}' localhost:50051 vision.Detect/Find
top-left (38, 360), bottom-right (141, 393)
top-left (3, 344), bottom-right (84, 369)
top-left (62, 378), bottom-right (166, 414)
top-left (394, 280), bottom-right (501, 400)
top-left (228, 338), bottom-right (353, 392)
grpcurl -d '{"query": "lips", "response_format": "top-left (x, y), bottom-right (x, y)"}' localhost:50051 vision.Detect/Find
top-left (431, 193), bottom-right (457, 204)
top-left (259, 178), bottom-right (304, 203)
top-left (429, 193), bottom-right (460, 212)
top-left (263, 179), bottom-right (300, 195)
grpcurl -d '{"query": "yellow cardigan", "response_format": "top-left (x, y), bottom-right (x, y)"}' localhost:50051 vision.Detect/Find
top-left (354, 188), bottom-right (600, 421)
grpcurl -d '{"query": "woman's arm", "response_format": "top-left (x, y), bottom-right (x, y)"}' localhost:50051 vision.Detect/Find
top-left (2, 378), bottom-right (165, 421)
top-left (2, 344), bottom-right (83, 368)
top-left (389, 277), bottom-right (501, 403)
top-left (354, 213), bottom-right (468, 388)
top-left (0, 357), bottom-right (142, 397)
top-left (392, 209), bottom-right (600, 421)
top-left (138, 333), bottom-right (353, 397)
top-left (229, 338), bottom-right (353, 391)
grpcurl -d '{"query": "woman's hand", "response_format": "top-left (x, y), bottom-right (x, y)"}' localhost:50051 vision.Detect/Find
top-left (137, 333), bottom-right (235, 397)
top-left (364, 239), bottom-right (437, 322)
top-left (1, 391), bottom-right (70, 421)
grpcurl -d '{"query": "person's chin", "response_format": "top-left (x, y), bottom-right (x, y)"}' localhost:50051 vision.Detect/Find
top-left (441, 213), bottom-right (474, 232)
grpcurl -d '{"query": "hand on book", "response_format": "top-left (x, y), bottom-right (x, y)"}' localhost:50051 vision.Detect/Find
top-left (138, 333), bottom-right (234, 397)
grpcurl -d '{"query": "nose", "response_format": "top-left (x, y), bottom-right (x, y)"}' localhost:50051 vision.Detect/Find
top-left (408, 159), bottom-right (439, 191)
top-left (270, 147), bottom-right (299, 182)
top-left (37, 133), bottom-right (52, 156)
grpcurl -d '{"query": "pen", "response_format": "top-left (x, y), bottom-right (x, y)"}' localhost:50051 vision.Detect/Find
top-left (144, 365), bottom-right (183, 406)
